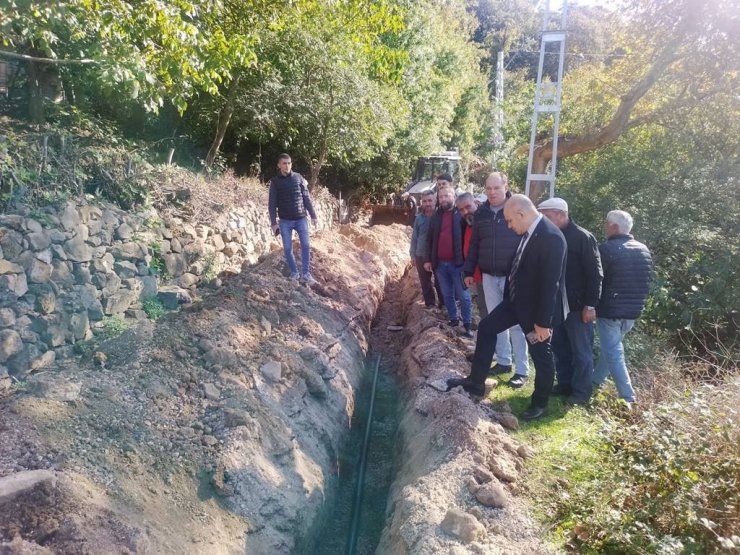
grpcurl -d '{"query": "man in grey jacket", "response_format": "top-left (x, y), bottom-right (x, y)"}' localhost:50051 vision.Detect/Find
top-left (410, 190), bottom-right (443, 308)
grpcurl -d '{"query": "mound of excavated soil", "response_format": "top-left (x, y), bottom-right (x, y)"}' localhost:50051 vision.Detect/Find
top-left (1, 219), bottom-right (555, 555)
top-left (0, 224), bottom-right (409, 555)
top-left (377, 270), bottom-right (557, 554)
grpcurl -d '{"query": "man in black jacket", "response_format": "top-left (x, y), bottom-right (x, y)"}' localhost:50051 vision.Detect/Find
top-left (463, 172), bottom-right (530, 386)
top-left (593, 210), bottom-right (652, 407)
top-left (268, 154), bottom-right (318, 285)
top-left (424, 178), bottom-right (473, 336)
top-left (448, 194), bottom-right (567, 420)
top-left (539, 197), bottom-right (603, 405)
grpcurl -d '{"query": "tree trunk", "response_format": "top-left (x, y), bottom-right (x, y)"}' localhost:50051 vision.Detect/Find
top-left (309, 123), bottom-right (329, 190)
top-left (26, 61), bottom-right (44, 124)
top-left (528, 152), bottom-right (550, 203)
top-left (205, 75), bottom-right (241, 169)
top-left (523, 37), bottom-right (684, 202)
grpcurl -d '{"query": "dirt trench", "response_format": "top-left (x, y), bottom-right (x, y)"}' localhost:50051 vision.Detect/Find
top-left (0, 222), bottom-right (553, 555)
top-left (373, 269), bottom-right (556, 554)
top-left (0, 224), bottom-right (407, 554)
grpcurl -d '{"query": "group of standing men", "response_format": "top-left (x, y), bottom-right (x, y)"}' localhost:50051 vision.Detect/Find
top-left (412, 172), bottom-right (653, 420)
top-left (267, 153), bottom-right (654, 421)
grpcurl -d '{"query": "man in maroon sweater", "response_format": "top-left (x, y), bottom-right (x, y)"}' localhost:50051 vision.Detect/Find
top-left (424, 179), bottom-right (473, 337)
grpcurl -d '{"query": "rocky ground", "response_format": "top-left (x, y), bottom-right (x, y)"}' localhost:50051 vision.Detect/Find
top-left (377, 271), bottom-right (556, 554)
top-left (0, 220), bottom-right (555, 555)
top-left (0, 224), bottom-right (408, 554)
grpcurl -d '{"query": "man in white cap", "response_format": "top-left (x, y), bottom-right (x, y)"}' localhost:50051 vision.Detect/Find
top-left (539, 197), bottom-right (603, 405)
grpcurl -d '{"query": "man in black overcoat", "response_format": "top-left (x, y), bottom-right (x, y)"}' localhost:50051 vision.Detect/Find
top-left (447, 194), bottom-right (567, 420)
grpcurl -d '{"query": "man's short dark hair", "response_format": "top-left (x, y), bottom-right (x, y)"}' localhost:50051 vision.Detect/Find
top-left (421, 190), bottom-right (436, 198)
top-left (277, 153), bottom-right (291, 162)
top-left (456, 192), bottom-right (475, 204)
top-left (438, 173), bottom-right (453, 183)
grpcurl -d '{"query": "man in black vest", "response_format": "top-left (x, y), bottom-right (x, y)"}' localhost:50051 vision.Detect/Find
top-left (463, 172), bottom-right (530, 386)
top-left (268, 154), bottom-right (318, 285)
top-left (539, 197), bottom-right (603, 405)
top-left (447, 194), bottom-right (567, 420)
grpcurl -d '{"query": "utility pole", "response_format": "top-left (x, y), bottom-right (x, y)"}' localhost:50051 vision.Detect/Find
top-left (492, 51), bottom-right (504, 169)
top-left (524, 0), bottom-right (568, 201)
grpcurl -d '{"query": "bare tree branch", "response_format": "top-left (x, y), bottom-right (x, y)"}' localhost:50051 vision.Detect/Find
top-left (0, 50), bottom-right (97, 65)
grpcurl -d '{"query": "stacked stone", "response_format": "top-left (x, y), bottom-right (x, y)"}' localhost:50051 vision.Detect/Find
top-left (0, 195), bottom-right (336, 382)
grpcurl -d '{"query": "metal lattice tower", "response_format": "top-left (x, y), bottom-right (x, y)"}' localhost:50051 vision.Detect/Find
top-left (524, 0), bottom-right (568, 200)
top-left (492, 51), bottom-right (504, 168)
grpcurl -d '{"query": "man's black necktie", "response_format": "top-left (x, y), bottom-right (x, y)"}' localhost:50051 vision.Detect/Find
top-left (508, 231), bottom-right (529, 298)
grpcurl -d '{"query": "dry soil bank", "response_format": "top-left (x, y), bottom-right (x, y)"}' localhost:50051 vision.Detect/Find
top-left (0, 221), bottom-right (554, 554)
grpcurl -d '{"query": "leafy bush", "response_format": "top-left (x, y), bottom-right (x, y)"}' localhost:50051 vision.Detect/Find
top-left (73, 339), bottom-right (96, 358)
top-left (148, 242), bottom-right (169, 281)
top-left (0, 116), bottom-right (154, 210)
top-left (201, 251), bottom-right (220, 282)
top-left (142, 297), bottom-right (167, 320)
top-left (553, 364), bottom-right (740, 554)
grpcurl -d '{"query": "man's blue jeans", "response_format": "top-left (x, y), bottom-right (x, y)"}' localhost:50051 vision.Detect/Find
top-left (279, 218), bottom-right (310, 277)
top-left (552, 310), bottom-right (595, 402)
top-left (593, 318), bottom-right (636, 402)
top-left (434, 261), bottom-right (472, 325)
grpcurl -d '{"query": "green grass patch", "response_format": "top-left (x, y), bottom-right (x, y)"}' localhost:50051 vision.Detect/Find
top-left (487, 377), bottom-right (607, 548)
top-left (142, 296), bottom-right (167, 320)
top-left (100, 315), bottom-right (130, 338)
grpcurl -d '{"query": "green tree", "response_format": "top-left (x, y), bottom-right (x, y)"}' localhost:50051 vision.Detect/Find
top-left (200, 0), bottom-right (407, 178)
top-left (525, 0), bottom-right (739, 200)
top-left (350, 0), bottom-right (491, 196)
top-left (0, 0), bottom-right (256, 122)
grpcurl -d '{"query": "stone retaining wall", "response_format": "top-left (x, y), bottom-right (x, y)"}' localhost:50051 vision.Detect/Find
top-left (0, 195), bottom-right (337, 383)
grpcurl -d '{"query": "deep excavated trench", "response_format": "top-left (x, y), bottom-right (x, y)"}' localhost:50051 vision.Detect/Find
top-left (297, 242), bottom-right (554, 555)
top-left (0, 223), bottom-right (550, 555)
top-left (301, 354), bottom-right (402, 554)
top-left (299, 267), bottom-right (411, 555)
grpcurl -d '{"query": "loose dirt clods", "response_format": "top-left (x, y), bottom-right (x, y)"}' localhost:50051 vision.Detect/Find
top-left (1, 219), bottom-right (554, 554)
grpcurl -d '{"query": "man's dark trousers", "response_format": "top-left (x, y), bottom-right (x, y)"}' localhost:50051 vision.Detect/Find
top-left (414, 256), bottom-right (443, 307)
top-left (551, 311), bottom-right (594, 402)
top-left (468, 298), bottom-right (555, 408)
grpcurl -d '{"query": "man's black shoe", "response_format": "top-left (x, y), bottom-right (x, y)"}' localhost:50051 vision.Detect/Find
top-left (489, 363), bottom-right (512, 376)
top-left (566, 396), bottom-right (590, 406)
top-left (446, 377), bottom-right (485, 396)
top-left (521, 406), bottom-right (547, 420)
top-left (462, 324), bottom-right (474, 338)
top-left (552, 383), bottom-right (572, 396)
top-left (448, 319), bottom-right (460, 328)
top-left (507, 374), bottom-right (528, 388)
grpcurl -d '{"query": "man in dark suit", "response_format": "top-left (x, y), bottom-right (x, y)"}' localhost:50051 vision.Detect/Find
top-left (446, 194), bottom-right (567, 420)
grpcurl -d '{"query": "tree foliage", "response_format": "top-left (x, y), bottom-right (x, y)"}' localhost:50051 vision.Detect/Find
top-left (0, 0), bottom-right (258, 119)
top-left (524, 0), bottom-right (740, 199)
